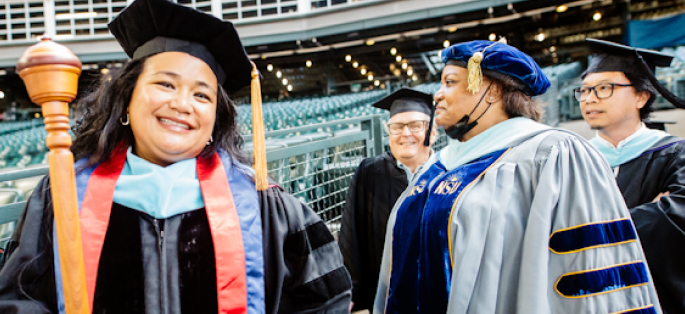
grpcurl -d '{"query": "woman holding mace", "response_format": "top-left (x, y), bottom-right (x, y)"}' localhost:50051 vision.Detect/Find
top-left (0, 0), bottom-right (351, 313)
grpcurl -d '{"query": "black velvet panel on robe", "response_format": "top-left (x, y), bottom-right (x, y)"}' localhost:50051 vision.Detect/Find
top-left (93, 204), bottom-right (218, 314)
top-left (93, 203), bottom-right (146, 313)
top-left (0, 176), bottom-right (57, 314)
top-left (616, 136), bottom-right (685, 314)
top-left (260, 183), bottom-right (352, 314)
top-left (338, 152), bottom-right (408, 311)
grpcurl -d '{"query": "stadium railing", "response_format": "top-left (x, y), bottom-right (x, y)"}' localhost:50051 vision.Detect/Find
top-left (248, 115), bottom-right (383, 235)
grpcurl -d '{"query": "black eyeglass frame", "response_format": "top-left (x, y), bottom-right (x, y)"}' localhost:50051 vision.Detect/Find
top-left (385, 120), bottom-right (430, 135)
top-left (574, 83), bottom-right (633, 102)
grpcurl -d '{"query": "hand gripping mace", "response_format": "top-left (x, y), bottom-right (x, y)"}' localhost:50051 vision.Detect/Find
top-left (17, 38), bottom-right (88, 314)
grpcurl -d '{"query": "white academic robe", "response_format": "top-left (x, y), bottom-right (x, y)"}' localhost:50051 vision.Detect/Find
top-left (374, 124), bottom-right (662, 314)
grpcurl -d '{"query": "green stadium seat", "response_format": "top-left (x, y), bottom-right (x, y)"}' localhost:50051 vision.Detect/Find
top-left (0, 188), bottom-right (23, 205)
top-left (13, 176), bottom-right (44, 198)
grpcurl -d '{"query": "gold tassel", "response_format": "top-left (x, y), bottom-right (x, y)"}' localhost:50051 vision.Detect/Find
top-left (467, 51), bottom-right (483, 94)
top-left (466, 38), bottom-right (506, 95)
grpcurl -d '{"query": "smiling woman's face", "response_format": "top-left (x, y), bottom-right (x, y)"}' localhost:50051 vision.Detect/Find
top-left (128, 51), bottom-right (218, 167)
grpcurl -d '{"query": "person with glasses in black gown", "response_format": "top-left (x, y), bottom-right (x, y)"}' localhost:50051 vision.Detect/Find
top-left (339, 87), bottom-right (437, 312)
top-left (579, 38), bottom-right (685, 314)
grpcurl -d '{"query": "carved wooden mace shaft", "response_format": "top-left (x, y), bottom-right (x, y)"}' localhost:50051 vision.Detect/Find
top-left (17, 38), bottom-right (88, 314)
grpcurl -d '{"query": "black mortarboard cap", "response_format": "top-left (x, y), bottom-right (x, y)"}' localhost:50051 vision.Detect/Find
top-left (108, 0), bottom-right (252, 93)
top-left (373, 87), bottom-right (435, 146)
top-left (583, 38), bottom-right (685, 109)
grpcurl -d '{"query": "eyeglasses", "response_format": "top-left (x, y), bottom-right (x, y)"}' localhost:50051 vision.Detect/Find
top-left (385, 120), bottom-right (429, 135)
top-left (574, 83), bottom-right (633, 102)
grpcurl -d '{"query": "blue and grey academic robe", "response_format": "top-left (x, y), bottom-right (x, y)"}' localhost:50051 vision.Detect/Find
top-left (0, 148), bottom-right (351, 314)
top-left (375, 118), bottom-right (662, 314)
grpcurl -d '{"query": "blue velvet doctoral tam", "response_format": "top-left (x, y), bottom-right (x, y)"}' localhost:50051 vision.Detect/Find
top-left (441, 40), bottom-right (551, 96)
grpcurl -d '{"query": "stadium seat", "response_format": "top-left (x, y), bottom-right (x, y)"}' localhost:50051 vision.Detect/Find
top-left (0, 188), bottom-right (24, 205)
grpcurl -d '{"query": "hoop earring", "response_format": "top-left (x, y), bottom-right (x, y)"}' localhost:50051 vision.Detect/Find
top-left (206, 135), bottom-right (213, 145)
top-left (120, 113), bottom-right (130, 126)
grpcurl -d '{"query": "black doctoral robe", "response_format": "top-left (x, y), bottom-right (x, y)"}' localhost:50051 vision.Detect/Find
top-left (616, 136), bottom-right (685, 314)
top-left (0, 176), bottom-right (352, 314)
top-left (338, 152), bottom-right (408, 311)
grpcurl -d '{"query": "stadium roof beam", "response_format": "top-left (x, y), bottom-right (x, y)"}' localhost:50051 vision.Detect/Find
top-left (238, 0), bottom-right (533, 47)
top-left (248, 0), bottom-right (607, 59)
top-left (420, 53), bottom-right (437, 76)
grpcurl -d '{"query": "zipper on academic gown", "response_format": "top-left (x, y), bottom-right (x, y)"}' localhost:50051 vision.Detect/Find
top-left (153, 218), bottom-right (168, 314)
top-left (154, 218), bottom-right (165, 246)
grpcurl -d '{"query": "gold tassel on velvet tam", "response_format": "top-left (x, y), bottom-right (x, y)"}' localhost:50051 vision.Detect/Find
top-left (467, 51), bottom-right (483, 94)
top-left (467, 38), bottom-right (507, 95)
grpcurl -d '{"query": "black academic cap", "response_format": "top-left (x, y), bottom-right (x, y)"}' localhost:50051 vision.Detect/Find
top-left (373, 87), bottom-right (435, 146)
top-left (108, 0), bottom-right (252, 93)
top-left (583, 38), bottom-right (685, 109)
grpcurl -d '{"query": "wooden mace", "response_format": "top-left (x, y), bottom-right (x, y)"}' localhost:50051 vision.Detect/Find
top-left (250, 62), bottom-right (268, 191)
top-left (17, 38), bottom-right (88, 314)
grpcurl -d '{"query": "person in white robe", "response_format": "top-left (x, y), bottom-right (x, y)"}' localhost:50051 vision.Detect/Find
top-left (374, 39), bottom-right (662, 314)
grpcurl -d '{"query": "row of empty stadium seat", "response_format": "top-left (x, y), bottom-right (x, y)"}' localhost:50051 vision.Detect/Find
top-left (412, 81), bottom-right (440, 95)
top-left (236, 90), bottom-right (388, 135)
top-left (0, 120), bottom-right (40, 136)
top-left (0, 121), bottom-right (50, 169)
top-left (0, 173), bottom-right (43, 205)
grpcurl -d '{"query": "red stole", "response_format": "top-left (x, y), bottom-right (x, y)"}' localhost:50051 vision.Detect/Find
top-left (78, 145), bottom-right (248, 313)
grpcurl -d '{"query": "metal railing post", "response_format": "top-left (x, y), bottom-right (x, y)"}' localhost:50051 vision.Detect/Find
top-left (361, 115), bottom-right (383, 157)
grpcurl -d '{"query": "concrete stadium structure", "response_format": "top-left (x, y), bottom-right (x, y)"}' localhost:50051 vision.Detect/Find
top-left (0, 0), bottom-right (681, 112)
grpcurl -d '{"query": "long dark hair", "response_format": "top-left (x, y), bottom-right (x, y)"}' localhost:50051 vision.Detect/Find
top-left (71, 55), bottom-right (249, 168)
